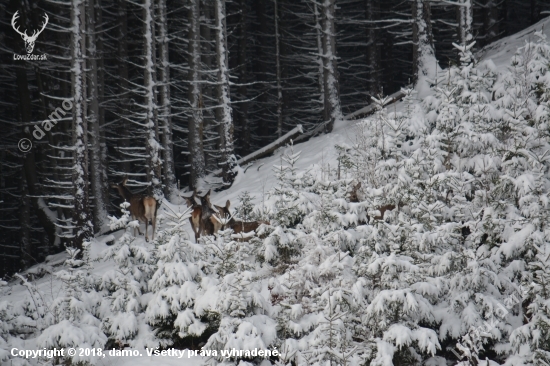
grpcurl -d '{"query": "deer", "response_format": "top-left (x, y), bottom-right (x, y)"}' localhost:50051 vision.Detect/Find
top-left (349, 181), bottom-right (401, 222)
top-left (198, 190), bottom-right (216, 237)
top-left (111, 177), bottom-right (158, 242)
top-left (12, 11), bottom-right (48, 54)
top-left (210, 200), bottom-right (269, 240)
top-left (184, 192), bottom-right (203, 242)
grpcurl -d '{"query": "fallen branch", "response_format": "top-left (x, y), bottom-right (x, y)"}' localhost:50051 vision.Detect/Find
top-left (344, 87), bottom-right (407, 120)
top-left (213, 125), bottom-right (303, 176)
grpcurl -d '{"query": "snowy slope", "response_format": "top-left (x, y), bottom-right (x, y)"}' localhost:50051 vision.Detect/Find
top-left (2, 15), bottom-right (550, 366)
top-left (203, 17), bottom-right (550, 217)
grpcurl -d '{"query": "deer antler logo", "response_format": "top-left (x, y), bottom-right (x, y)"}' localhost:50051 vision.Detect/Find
top-left (11, 11), bottom-right (48, 54)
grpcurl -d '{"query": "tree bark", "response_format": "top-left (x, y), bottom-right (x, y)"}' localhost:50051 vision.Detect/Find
top-left (313, 0), bottom-right (325, 114)
top-left (214, 0), bottom-right (236, 186)
top-left (20, 161), bottom-right (32, 268)
top-left (365, 0), bottom-right (380, 97)
top-left (237, 0), bottom-right (250, 152)
top-left (483, 0), bottom-right (500, 46)
top-left (320, 0), bottom-right (342, 133)
top-left (15, 68), bottom-right (57, 250)
top-left (143, 0), bottom-right (162, 197)
top-left (71, 0), bottom-right (93, 251)
top-left (457, 0), bottom-right (473, 46)
top-left (157, 0), bottom-right (176, 198)
top-left (86, 0), bottom-right (108, 232)
top-left (117, 0), bottom-right (131, 174)
top-left (188, 0), bottom-right (206, 189)
top-left (274, 0), bottom-right (284, 138)
top-left (252, 0), bottom-right (269, 146)
top-left (412, 0), bottom-right (436, 85)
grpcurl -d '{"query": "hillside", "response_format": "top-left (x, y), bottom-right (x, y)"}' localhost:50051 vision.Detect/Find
top-left (3, 16), bottom-right (550, 366)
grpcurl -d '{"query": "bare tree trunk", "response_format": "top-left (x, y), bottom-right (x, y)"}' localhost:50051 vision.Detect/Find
top-left (20, 173), bottom-right (32, 268)
top-left (86, 0), bottom-right (108, 232)
top-left (143, 0), bottom-right (162, 197)
top-left (274, 0), bottom-right (283, 138)
top-left (214, 0), bottom-right (236, 186)
top-left (15, 68), bottom-right (57, 248)
top-left (483, 0), bottom-right (500, 46)
top-left (313, 1), bottom-right (325, 112)
top-left (320, 0), bottom-right (342, 133)
top-left (365, 0), bottom-right (380, 97)
top-left (412, 0), bottom-right (435, 85)
top-left (95, 0), bottom-right (108, 201)
top-left (71, 0), bottom-right (93, 250)
top-left (188, 0), bottom-right (206, 189)
top-left (117, 0), bottom-right (131, 174)
top-left (237, 0), bottom-right (250, 152)
top-left (457, 0), bottom-right (473, 46)
top-left (200, 0), bottom-right (217, 171)
top-left (253, 0), bottom-right (269, 146)
top-left (157, 0), bottom-right (176, 198)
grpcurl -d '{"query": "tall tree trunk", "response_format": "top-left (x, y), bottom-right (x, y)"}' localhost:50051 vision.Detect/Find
top-left (71, 0), bottom-right (93, 250)
top-left (237, 0), bottom-right (250, 152)
top-left (483, 0), bottom-right (500, 46)
top-left (457, 0), bottom-right (473, 46)
top-left (365, 0), bottom-right (380, 97)
top-left (188, 0), bottom-right (206, 189)
top-left (200, 0), bottom-right (216, 171)
top-left (253, 0), bottom-right (269, 146)
top-left (412, 0), bottom-right (436, 89)
top-left (214, 0), bottom-right (236, 186)
top-left (86, 0), bottom-right (108, 232)
top-left (95, 0), bottom-right (109, 208)
top-left (117, 0), bottom-right (131, 174)
top-left (20, 168), bottom-right (32, 268)
top-left (157, 0), bottom-right (176, 198)
top-left (15, 69), bottom-right (57, 249)
top-left (313, 1), bottom-right (325, 112)
top-left (320, 0), bottom-right (342, 133)
top-left (274, 0), bottom-right (284, 138)
top-left (143, 0), bottom-right (162, 197)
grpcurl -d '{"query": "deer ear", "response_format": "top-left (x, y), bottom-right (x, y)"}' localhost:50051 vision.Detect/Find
top-left (122, 177), bottom-right (128, 186)
top-left (185, 198), bottom-right (193, 207)
top-left (110, 183), bottom-right (118, 189)
top-left (214, 205), bottom-right (223, 212)
top-left (226, 200), bottom-right (230, 209)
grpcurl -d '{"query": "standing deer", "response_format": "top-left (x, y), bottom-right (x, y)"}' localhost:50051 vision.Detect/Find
top-left (210, 200), bottom-right (269, 240)
top-left (349, 181), bottom-right (400, 221)
top-left (184, 192), bottom-right (203, 242)
top-left (199, 190), bottom-right (216, 237)
top-left (11, 11), bottom-right (48, 54)
top-left (111, 177), bottom-right (158, 242)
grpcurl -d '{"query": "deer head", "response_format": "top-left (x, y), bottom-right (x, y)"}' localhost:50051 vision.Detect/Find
top-left (110, 177), bottom-right (132, 201)
top-left (12, 11), bottom-right (48, 54)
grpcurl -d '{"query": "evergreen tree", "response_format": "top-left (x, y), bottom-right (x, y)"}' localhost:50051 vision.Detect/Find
top-left (100, 202), bottom-right (156, 348)
top-left (36, 244), bottom-right (106, 364)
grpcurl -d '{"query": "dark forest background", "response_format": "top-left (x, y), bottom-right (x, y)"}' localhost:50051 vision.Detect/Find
top-left (0, 0), bottom-right (549, 277)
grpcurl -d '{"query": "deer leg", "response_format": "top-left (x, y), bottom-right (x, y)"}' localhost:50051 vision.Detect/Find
top-left (145, 220), bottom-right (149, 242)
top-left (152, 217), bottom-right (156, 241)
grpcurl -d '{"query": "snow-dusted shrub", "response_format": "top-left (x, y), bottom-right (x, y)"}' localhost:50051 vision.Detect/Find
top-left (100, 202), bottom-right (156, 348)
top-left (145, 208), bottom-right (213, 347)
top-left (36, 244), bottom-right (107, 364)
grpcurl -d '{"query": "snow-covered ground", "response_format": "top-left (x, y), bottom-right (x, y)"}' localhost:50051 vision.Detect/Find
top-left (2, 15), bottom-right (550, 366)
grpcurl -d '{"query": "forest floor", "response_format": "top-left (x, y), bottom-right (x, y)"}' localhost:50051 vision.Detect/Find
top-left (2, 15), bottom-right (550, 366)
